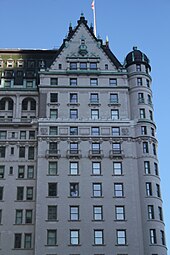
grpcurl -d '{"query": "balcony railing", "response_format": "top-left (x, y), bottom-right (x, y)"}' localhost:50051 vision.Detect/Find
top-left (88, 149), bottom-right (104, 159)
top-left (66, 149), bottom-right (82, 158)
top-left (109, 149), bottom-right (124, 159)
top-left (46, 149), bottom-right (61, 158)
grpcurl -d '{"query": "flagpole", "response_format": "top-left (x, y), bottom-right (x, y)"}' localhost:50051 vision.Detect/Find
top-left (92, 0), bottom-right (97, 37)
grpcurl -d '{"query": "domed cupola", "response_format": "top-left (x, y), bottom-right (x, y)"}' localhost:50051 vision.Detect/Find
top-left (125, 46), bottom-right (151, 71)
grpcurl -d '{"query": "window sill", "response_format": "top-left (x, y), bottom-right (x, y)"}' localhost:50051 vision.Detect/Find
top-left (45, 244), bottom-right (58, 247)
top-left (45, 219), bottom-right (59, 222)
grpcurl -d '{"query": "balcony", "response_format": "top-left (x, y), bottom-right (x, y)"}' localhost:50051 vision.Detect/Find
top-left (138, 98), bottom-right (145, 104)
top-left (88, 99), bottom-right (100, 106)
top-left (109, 149), bottom-right (124, 159)
top-left (66, 149), bottom-right (82, 159)
top-left (88, 149), bottom-right (104, 159)
top-left (46, 149), bottom-right (61, 158)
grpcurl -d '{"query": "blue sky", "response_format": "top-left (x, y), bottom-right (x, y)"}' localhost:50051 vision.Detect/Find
top-left (0, 0), bottom-right (169, 252)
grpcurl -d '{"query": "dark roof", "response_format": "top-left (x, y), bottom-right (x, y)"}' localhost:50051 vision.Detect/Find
top-left (52, 15), bottom-right (122, 69)
top-left (125, 47), bottom-right (151, 70)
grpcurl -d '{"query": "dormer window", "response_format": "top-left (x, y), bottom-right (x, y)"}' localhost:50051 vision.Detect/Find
top-left (7, 59), bottom-right (14, 68)
top-left (70, 62), bottom-right (77, 70)
top-left (17, 60), bottom-right (24, 68)
top-left (90, 62), bottom-right (97, 70)
top-left (0, 60), bottom-right (3, 68)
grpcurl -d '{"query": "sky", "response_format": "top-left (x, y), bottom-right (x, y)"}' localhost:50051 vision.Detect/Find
top-left (0, 0), bottom-right (169, 252)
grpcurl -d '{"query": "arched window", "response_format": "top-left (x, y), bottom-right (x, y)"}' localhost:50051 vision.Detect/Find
top-left (22, 98), bottom-right (36, 111)
top-left (0, 97), bottom-right (13, 111)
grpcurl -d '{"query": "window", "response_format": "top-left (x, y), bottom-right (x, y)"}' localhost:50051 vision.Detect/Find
top-left (70, 93), bottom-right (78, 103)
top-left (114, 183), bottom-right (124, 197)
top-left (70, 127), bottom-right (78, 135)
top-left (70, 230), bottom-right (79, 245)
top-left (0, 187), bottom-right (3, 200)
top-left (136, 64), bottom-right (141, 72)
top-left (49, 126), bottom-right (58, 135)
top-left (90, 62), bottom-right (97, 70)
top-left (112, 127), bottom-right (120, 136)
top-left (14, 233), bottom-right (22, 248)
top-left (111, 109), bottom-right (119, 120)
top-left (156, 184), bottom-right (161, 198)
top-left (140, 108), bottom-right (145, 119)
top-left (112, 143), bottom-right (121, 154)
top-left (91, 109), bottom-right (99, 120)
top-left (93, 206), bottom-right (103, 221)
top-left (110, 93), bottom-right (118, 104)
top-left (17, 60), bottom-right (24, 68)
top-left (80, 62), bottom-right (87, 70)
top-left (148, 94), bottom-right (152, 105)
top-left (151, 127), bottom-right (155, 137)
top-left (26, 80), bottom-right (33, 88)
top-left (47, 230), bottom-right (57, 245)
top-left (70, 206), bottom-right (79, 221)
top-left (91, 127), bottom-right (100, 136)
top-left (138, 93), bottom-right (144, 103)
top-left (26, 187), bottom-right (33, 200)
top-left (137, 77), bottom-right (142, 86)
top-left (70, 162), bottom-right (79, 175)
top-left (70, 62), bottom-right (77, 70)
top-left (149, 110), bottom-right (153, 121)
top-left (144, 161), bottom-right (150, 174)
top-left (7, 59), bottom-right (14, 68)
top-left (92, 162), bottom-right (101, 175)
top-left (115, 206), bottom-right (125, 220)
top-left (70, 142), bottom-right (78, 154)
top-left (19, 146), bottom-right (25, 158)
top-left (141, 126), bottom-right (147, 135)
top-left (0, 146), bottom-right (5, 158)
top-left (70, 183), bottom-right (79, 197)
top-left (92, 143), bottom-right (100, 154)
top-left (0, 165), bottom-right (5, 178)
top-left (146, 79), bottom-right (150, 87)
top-left (11, 147), bottom-right (14, 155)
top-left (29, 131), bottom-right (35, 139)
top-left (50, 93), bottom-right (58, 103)
top-left (148, 205), bottom-right (154, 219)
top-left (18, 166), bottom-right (25, 178)
top-left (15, 210), bottom-right (23, 224)
top-left (70, 78), bottom-right (77, 86)
top-left (27, 166), bottom-right (34, 179)
top-left (25, 210), bottom-right (33, 224)
top-left (117, 230), bottom-right (126, 245)
top-left (24, 233), bottom-right (32, 249)
top-left (49, 142), bottom-right (58, 154)
top-left (9, 166), bottom-right (13, 175)
top-left (90, 93), bottom-right (99, 103)
top-left (90, 78), bottom-right (98, 86)
top-left (20, 131), bottom-right (26, 139)
top-left (113, 162), bottom-right (122, 175)
top-left (153, 143), bottom-right (156, 155)
top-left (17, 187), bottom-right (24, 200)
top-left (160, 230), bottom-right (166, 245)
top-left (50, 78), bottom-right (58, 85)
top-left (150, 229), bottom-right (157, 244)
top-left (146, 182), bottom-right (152, 196)
top-left (109, 78), bottom-right (117, 86)
top-left (143, 142), bottom-right (149, 153)
top-left (70, 109), bottom-right (78, 119)
top-left (0, 131), bottom-right (7, 139)
top-left (50, 109), bottom-right (58, 119)
top-left (48, 183), bottom-right (57, 197)
top-left (48, 206), bottom-right (57, 221)
top-left (93, 183), bottom-right (102, 197)
top-left (94, 230), bottom-right (104, 245)
top-left (48, 162), bottom-right (57, 175)
top-left (158, 207), bottom-right (163, 221)
top-left (154, 163), bottom-right (159, 175)
top-left (28, 146), bottom-right (34, 160)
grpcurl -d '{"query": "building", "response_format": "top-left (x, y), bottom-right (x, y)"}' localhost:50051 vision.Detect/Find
top-left (0, 14), bottom-right (167, 255)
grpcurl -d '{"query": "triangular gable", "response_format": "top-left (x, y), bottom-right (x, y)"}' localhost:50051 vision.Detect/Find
top-left (49, 16), bottom-right (122, 71)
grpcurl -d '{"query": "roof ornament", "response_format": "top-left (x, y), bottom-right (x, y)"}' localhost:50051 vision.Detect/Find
top-left (78, 39), bottom-right (88, 56)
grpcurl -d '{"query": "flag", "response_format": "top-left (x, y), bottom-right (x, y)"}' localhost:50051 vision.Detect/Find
top-left (91, 0), bottom-right (95, 10)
